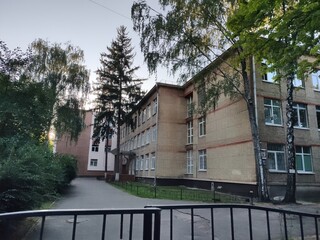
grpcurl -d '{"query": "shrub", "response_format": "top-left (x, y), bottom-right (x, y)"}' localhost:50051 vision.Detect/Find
top-left (0, 137), bottom-right (77, 213)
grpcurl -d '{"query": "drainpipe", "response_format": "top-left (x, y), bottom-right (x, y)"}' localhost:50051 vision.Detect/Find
top-left (252, 56), bottom-right (258, 126)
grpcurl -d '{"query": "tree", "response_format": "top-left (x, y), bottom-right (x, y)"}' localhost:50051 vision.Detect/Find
top-left (132, 0), bottom-right (269, 200)
top-left (0, 41), bottom-right (51, 141)
top-left (94, 26), bottom-right (145, 181)
top-left (29, 39), bottom-right (90, 142)
top-left (228, 0), bottom-right (320, 203)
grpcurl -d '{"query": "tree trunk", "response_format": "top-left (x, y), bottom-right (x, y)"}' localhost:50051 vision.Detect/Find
top-left (115, 81), bottom-right (122, 182)
top-left (104, 130), bottom-right (109, 180)
top-left (283, 74), bottom-right (296, 203)
top-left (242, 58), bottom-right (269, 201)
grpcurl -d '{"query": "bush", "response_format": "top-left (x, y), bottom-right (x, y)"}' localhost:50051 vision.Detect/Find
top-left (0, 137), bottom-right (77, 213)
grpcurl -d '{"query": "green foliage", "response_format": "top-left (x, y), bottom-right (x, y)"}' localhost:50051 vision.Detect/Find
top-left (29, 39), bottom-right (90, 142)
top-left (0, 138), bottom-right (77, 212)
top-left (228, 0), bottom-right (320, 78)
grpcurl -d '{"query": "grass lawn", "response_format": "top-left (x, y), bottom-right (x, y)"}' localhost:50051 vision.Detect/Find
top-left (111, 181), bottom-right (249, 203)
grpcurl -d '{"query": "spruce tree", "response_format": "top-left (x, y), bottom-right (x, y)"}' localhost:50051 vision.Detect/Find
top-left (94, 26), bottom-right (145, 180)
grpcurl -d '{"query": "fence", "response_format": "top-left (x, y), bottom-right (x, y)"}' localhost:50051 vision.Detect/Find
top-left (114, 181), bottom-right (250, 203)
top-left (0, 204), bottom-right (319, 240)
top-left (0, 208), bottom-right (161, 240)
top-left (146, 203), bottom-right (320, 240)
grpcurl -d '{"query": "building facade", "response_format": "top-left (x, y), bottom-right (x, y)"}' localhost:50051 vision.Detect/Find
top-left (55, 110), bottom-right (115, 177)
top-left (119, 56), bottom-right (320, 200)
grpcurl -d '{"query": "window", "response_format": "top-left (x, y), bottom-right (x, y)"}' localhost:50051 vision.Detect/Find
top-left (261, 60), bottom-right (276, 82)
top-left (145, 154), bottom-right (149, 170)
top-left (198, 85), bottom-right (206, 107)
top-left (152, 98), bottom-right (157, 115)
top-left (90, 159), bottom-right (98, 167)
top-left (198, 149), bottom-right (207, 171)
top-left (142, 109), bottom-right (147, 123)
top-left (91, 144), bottom-right (99, 152)
top-left (146, 128), bottom-right (150, 144)
top-left (187, 121), bottom-right (193, 144)
top-left (293, 75), bottom-right (304, 88)
top-left (316, 106), bottom-right (320, 129)
top-left (296, 146), bottom-right (313, 173)
top-left (147, 104), bottom-right (151, 119)
top-left (140, 155), bottom-right (144, 170)
top-left (135, 158), bottom-right (140, 171)
top-left (187, 95), bottom-right (193, 117)
top-left (137, 134), bottom-right (140, 148)
top-left (264, 98), bottom-right (282, 125)
top-left (150, 152), bottom-right (156, 170)
top-left (152, 125), bottom-right (157, 142)
top-left (267, 144), bottom-right (285, 171)
top-left (312, 70), bottom-right (320, 90)
top-left (293, 103), bottom-right (308, 128)
top-left (186, 150), bottom-right (193, 174)
top-left (141, 131), bottom-right (145, 146)
top-left (198, 117), bottom-right (206, 136)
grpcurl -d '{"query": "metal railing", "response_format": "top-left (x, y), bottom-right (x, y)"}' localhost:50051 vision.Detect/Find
top-left (1, 204), bottom-right (319, 240)
top-left (146, 203), bottom-right (320, 240)
top-left (0, 208), bottom-right (161, 240)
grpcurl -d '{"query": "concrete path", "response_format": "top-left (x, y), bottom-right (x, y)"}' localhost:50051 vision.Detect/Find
top-left (24, 178), bottom-right (320, 240)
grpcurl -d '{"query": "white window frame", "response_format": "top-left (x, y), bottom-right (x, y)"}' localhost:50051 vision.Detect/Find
top-left (198, 149), bottom-right (207, 171)
top-left (264, 98), bottom-right (282, 126)
top-left (187, 95), bottom-right (193, 118)
top-left (150, 152), bottom-right (156, 170)
top-left (293, 103), bottom-right (308, 128)
top-left (293, 75), bottom-right (305, 88)
top-left (152, 98), bottom-right (157, 115)
top-left (312, 70), bottom-right (320, 91)
top-left (267, 144), bottom-right (286, 172)
top-left (90, 159), bottom-right (98, 167)
top-left (146, 128), bottom-right (150, 144)
top-left (261, 60), bottom-right (276, 83)
top-left (145, 154), bottom-right (149, 170)
top-left (198, 116), bottom-right (206, 137)
top-left (296, 146), bottom-right (313, 173)
top-left (316, 106), bottom-right (320, 129)
top-left (140, 155), bottom-right (144, 170)
top-left (135, 158), bottom-right (140, 171)
top-left (147, 104), bottom-right (151, 119)
top-left (187, 121), bottom-right (193, 144)
top-left (91, 144), bottom-right (99, 152)
top-left (186, 150), bottom-right (193, 174)
top-left (152, 125), bottom-right (157, 142)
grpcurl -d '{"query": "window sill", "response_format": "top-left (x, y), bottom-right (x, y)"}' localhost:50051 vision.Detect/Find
top-left (294, 127), bottom-right (309, 130)
top-left (262, 80), bottom-right (277, 84)
top-left (297, 171), bottom-right (315, 175)
top-left (199, 135), bottom-right (206, 138)
top-left (198, 170), bottom-right (207, 172)
top-left (268, 170), bottom-right (286, 173)
top-left (265, 123), bottom-right (283, 127)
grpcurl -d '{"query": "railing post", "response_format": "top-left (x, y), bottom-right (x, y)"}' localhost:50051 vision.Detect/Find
top-left (154, 210), bottom-right (161, 240)
top-left (143, 212), bottom-right (152, 240)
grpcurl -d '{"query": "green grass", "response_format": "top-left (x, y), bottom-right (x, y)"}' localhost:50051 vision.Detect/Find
top-left (111, 182), bottom-right (249, 203)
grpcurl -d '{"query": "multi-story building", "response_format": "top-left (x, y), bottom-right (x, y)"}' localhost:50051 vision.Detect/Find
top-left (56, 110), bottom-right (115, 177)
top-left (119, 52), bottom-right (320, 200)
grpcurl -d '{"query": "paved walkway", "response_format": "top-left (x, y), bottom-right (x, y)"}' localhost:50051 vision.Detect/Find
top-left (24, 178), bottom-right (320, 240)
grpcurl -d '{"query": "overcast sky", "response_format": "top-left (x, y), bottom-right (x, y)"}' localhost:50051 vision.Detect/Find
top-left (0, 0), bottom-right (175, 93)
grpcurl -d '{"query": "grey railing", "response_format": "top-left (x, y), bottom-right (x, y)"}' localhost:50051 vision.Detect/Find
top-left (146, 203), bottom-right (320, 240)
top-left (0, 208), bottom-right (161, 240)
top-left (1, 204), bottom-right (319, 240)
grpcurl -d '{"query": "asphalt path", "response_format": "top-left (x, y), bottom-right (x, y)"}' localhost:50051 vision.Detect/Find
top-left (24, 178), bottom-right (320, 240)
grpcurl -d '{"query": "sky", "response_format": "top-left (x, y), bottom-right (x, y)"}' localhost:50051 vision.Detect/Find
top-left (0, 0), bottom-right (176, 95)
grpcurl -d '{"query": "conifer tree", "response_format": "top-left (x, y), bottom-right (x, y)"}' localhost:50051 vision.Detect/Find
top-left (94, 26), bottom-right (145, 180)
